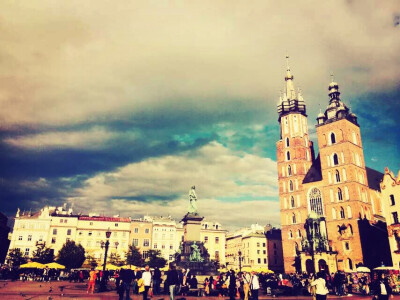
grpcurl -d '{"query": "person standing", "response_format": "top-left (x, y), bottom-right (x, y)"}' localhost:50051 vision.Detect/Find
top-left (373, 273), bottom-right (393, 300)
top-left (250, 271), bottom-right (260, 300)
top-left (166, 265), bottom-right (179, 300)
top-left (153, 267), bottom-right (161, 295)
top-left (87, 268), bottom-right (97, 294)
top-left (142, 265), bottom-right (152, 300)
top-left (228, 270), bottom-right (236, 300)
top-left (310, 272), bottom-right (329, 300)
top-left (133, 268), bottom-right (142, 294)
top-left (119, 268), bottom-right (134, 300)
top-left (242, 271), bottom-right (251, 300)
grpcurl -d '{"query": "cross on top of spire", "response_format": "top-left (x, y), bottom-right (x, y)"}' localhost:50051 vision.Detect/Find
top-left (286, 54), bottom-right (290, 71)
top-left (330, 72), bottom-right (334, 82)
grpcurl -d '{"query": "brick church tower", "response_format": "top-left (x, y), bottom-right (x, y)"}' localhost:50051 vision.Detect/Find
top-left (276, 57), bottom-right (314, 272)
top-left (276, 58), bottom-right (391, 273)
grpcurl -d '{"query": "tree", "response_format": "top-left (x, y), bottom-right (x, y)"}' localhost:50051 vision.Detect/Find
top-left (32, 243), bottom-right (55, 264)
top-left (109, 253), bottom-right (124, 266)
top-left (85, 255), bottom-right (98, 268)
top-left (146, 249), bottom-right (167, 268)
top-left (7, 248), bottom-right (27, 267)
top-left (57, 240), bottom-right (85, 269)
top-left (125, 245), bottom-right (144, 267)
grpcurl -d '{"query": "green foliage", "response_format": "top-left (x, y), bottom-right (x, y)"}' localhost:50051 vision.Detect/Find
top-left (125, 245), bottom-right (144, 267)
top-left (32, 243), bottom-right (55, 264)
top-left (7, 248), bottom-right (27, 267)
top-left (85, 255), bottom-right (98, 268)
top-left (57, 240), bottom-right (85, 269)
top-left (109, 253), bottom-right (124, 266)
top-left (146, 249), bottom-right (166, 268)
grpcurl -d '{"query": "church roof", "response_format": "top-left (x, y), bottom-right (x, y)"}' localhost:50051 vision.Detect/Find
top-left (366, 167), bottom-right (384, 191)
top-left (302, 155), bottom-right (322, 184)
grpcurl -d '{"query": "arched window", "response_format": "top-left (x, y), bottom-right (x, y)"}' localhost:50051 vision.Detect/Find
top-left (288, 165), bottom-right (292, 176)
top-left (291, 196), bottom-right (295, 208)
top-left (292, 213), bottom-right (296, 224)
top-left (289, 230), bottom-right (293, 239)
top-left (347, 206), bottom-right (352, 218)
top-left (330, 132), bottom-right (336, 144)
top-left (344, 186), bottom-right (349, 200)
top-left (332, 208), bottom-right (337, 219)
top-left (352, 131), bottom-right (357, 145)
top-left (348, 224), bottom-right (353, 235)
top-left (340, 207), bottom-right (345, 219)
top-left (348, 258), bottom-right (353, 270)
top-left (333, 153), bottom-right (339, 165)
top-left (391, 195), bottom-right (395, 206)
top-left (308, 188), bottom-right (324, 215)
top-left (338, 188), bottom-right (343, 201)
top-left (289, 180), bottom-right (294, 192)
top-left (286, 151), bottom-right (291, 161)
top-left (335, 170), bottom-right (341, 183)
top-left (297, 230), bottom-right (302, 238)
top-left (286, 137), bottom-right (290, 147)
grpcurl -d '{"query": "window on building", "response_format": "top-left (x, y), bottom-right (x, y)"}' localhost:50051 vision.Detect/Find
top-left (335, 170), bottom-right (341, 183)
top-left (257, 250), bottom-right (260, 254)
top-left (292, 213), bottom-right (296, 224)
top-left (143, 239), bottom-right (150, 247)
top-left (154, 243), bottom-right (157, 249)
top-left (286, 137), bottom-right (290, 147)
top-left (289, 180), bottom-right (294, 192)
top-left (338, 188), bottom-right (343, 201)
top-left (27, 235), bottom-right (32, 241)
top-left (330, 132), bottom-right (336, 144)
top-left (263, 250), bottom-right (266, 254)
top-left (88, 231), bottom-right (92, 236)
top-left (64, 219), bottom-right (68, 223)
top-left (264, 258), bottom-right (267, 264)
top-left (60, 219), bottom-right (63, 223)
top-left (332, 208), bottom-right (337, 219)
top-left (347, 206), bottom-right (352, 219)
top-left (170, 244), bottom-right (173, 250)
top-left (309, 188), bottom-right (324, 215)
top-left (133, 239), bottom-right (139, 246)
top-left (67, 229), bottom-right (71, 235)
top-left (344, 242), bottom-right (350, 251)
top-left (51, 237), bottom-right (56, 244)
top-left (288, 165), bottom-right (292, 176)
top-left (391, 195), bottom-right (395, 206)
top-left (52, 229), bottom-right (57, 235)
top-left (340, 207), bottom-right (345, 219)
top-left (115, 223), bottom-right (118, 227)
top-left (25, 248), bottom-right (30, 256)
top-left (90, 222), bottom-right (93, 225)
top-left (291, 196), bottom-right (295, 208)
top-left (215, 251), bottom-right (220, 261)
top-left (393, 212), bottom-right (399, 224)
top-left (333, 153), bottom-right (339, 165)
top-left (162, 244), bottom-right (165, 249)
top-left (134, 228), bottom-right (139, 233)
top-left (289, 230), bottom-right (293, 239)
top-left (257, 242), bottom-right (260, 247)
top-left (263, 242), bottom-right (266, 247)
top-left (258, 258), bottom-right (261, 264)
top-left (215, 237), bottom-right (219, 244)
top-left (145, 228), bottom-right (150, 234)
top-left (204, 236), bottom-right (208, 243)
top-left (298, 230), bottom-right (301, 238)
top-left (286, 151), bottom-right (290, 161)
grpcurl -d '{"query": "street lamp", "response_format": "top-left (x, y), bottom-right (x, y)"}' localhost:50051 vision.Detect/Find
top-left (238, 250), bottom-right (242, 273)
top-left (99, 228), bottom-right (112, 292)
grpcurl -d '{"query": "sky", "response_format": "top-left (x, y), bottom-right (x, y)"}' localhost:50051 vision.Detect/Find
top-left (0, 0), bottom-right (399, 230)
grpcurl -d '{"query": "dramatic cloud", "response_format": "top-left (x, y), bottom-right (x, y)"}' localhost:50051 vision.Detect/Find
top-left (68, 142), bottom-right (279, 229)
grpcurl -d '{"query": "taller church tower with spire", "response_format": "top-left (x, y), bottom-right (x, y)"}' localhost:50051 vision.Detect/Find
top-left (276, 58), bottom-right (391, 273)
top-left (276, 57), bottom-right (315, 272)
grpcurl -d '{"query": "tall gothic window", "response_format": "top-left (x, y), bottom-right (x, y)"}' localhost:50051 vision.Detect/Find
top-left (286, 137), bottom-right (290, 147)
top-left (338, 188), bottom-right (343, 201)
top-left (340, 207), bottom-right (345, 219)
top-left (335, 170), bottom-right (341, 183)
top-left (331, 132), bottom-right (336, 144)
top-left (288, 165), bottom-right (292, 176)
top-left (291, 196), bottom-right (295, 208)
top-left (308, 188), bottom-right (324, 216)
top-left (286, 151), bottom-right (291, 161)
top-left (292, 213), bottom-right (296, 224)
top-left (333, 153), bottom-right (339, 165)
top-left (289, 180), bottom-right (294, 192)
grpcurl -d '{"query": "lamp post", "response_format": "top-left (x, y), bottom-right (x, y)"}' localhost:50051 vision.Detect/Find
top-left (238, 250), bottom-right (242, 273)
top-left (99, 228), bottom-right (112, 292)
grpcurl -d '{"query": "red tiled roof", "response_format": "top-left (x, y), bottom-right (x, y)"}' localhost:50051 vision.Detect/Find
top-left (78, 216), bottom-right (130, 222)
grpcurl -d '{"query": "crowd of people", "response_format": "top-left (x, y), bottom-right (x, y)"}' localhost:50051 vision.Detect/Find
top-left (1, 263), bottom-right (399, 300)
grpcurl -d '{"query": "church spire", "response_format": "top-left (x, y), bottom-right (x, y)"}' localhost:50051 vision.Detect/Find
top-left (285, 55), bottom-right (296, 100)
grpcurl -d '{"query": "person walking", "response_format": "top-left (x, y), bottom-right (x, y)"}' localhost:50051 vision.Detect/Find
top-left (228, 270), bottom-right (236, 300)
top-left (242, 271), bottom-right (251, 300)
top-left (373, 273), bottom-right (392, 300)
top-left (153, 267), bottom-right (161, 295)
top-left (166, 265), bottom-right (180, 300)
top-left (142, 265), bottom-right (152, 300)
top-left (119, 268), bottom-right (134, 300)
top-left (87, 268), bottom-right (97, 294)
top-left (310, 272), bottom-right (329, 300)
top-left (250, 271), bottom-right (260, 300)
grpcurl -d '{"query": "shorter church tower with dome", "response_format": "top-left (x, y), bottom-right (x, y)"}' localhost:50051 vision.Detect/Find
top-left (276, 57), bottom-right (391, 273)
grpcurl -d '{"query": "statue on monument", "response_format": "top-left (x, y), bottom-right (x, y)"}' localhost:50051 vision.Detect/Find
top-left (189, 242), bottom-right (204, 262)
top-left (188, 186), bottom-right (198, 215)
